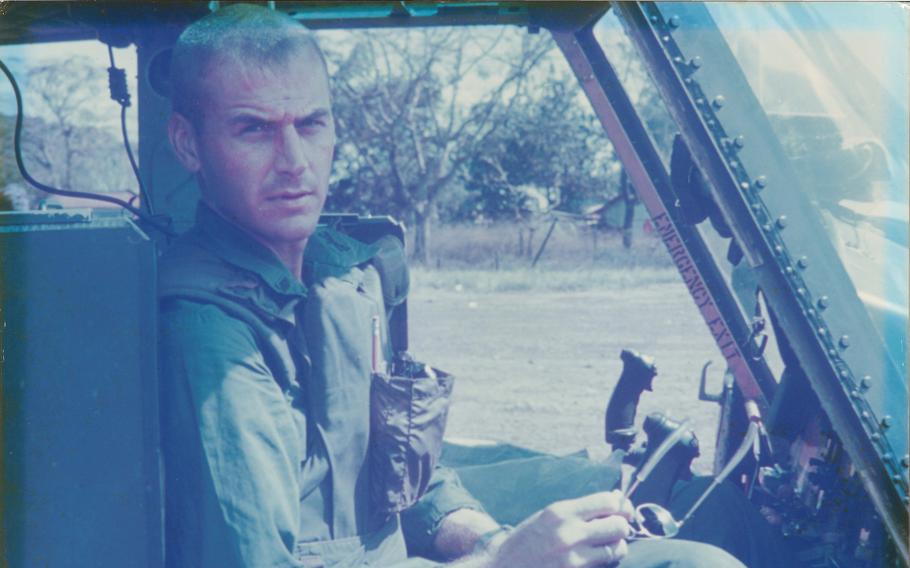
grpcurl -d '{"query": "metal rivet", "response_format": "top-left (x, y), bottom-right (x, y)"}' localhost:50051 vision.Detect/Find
top-left (882, 415), bottom-right (893, 428)
top-left (696, 97), bottom-right (705, 106)
top-left (774, 245), bottom-right (784, 254)
top-left (817, 296), bottom-right (829, 310)
top-left (851, 390), bottom-right (862, 399)
top-left (712, 95), bottom-right (726, 109)
top-left (729, 160), bottom-right (739, 168)
top-left (871, 432), bottom-right (882, 441)
top-left (734, 135), bottom-right (745, 149)
top-left (668, 15), bottom-right (681, 28)
top-left (839, 335), bottom-right (850, 349)
top-left (818, 327), bottom-right (827, 336)
top-left (860, 376), bottom-right (872, 389)
top-left (807, 308), bottom-right (816, 317)
top-left (776, 215), bottom-right (788, 229)
top-left (690, 56), bottom-right (703, 69)
top-left (839, 370), bottom-right (849, 380)
top-left (861, 410), bottom-right (870, 420)
top-left (662, 35), bottom-right (671, 42)
top-left (740, 182), bottom-right (750, 191)
top-left (707, 119), bottom-right (716, 126)
top-left (797, 256), bottom-right (809, 269)
top-left (797, 287), bottom-right (806, 296)
top-left (650, 14), bottom-right (659, 23)
top-left (901, 455), bottom-right (909, 468)
top-left (883, 452), bottom-right (893, 461)
top-left (751, 202), bottom-right (762, 210)
top-left (755, 176), bottom-right (767, 189)
top-left (763, 223), bottom-right (772, 232)
top-left (785, 266), bottom-right (795, 274)
top-left (684, 77), bottom-right (693, 85)
top-left (828, 348), bottom-right (837, 357)
top-left (674, 56), bottom-right (683, 64)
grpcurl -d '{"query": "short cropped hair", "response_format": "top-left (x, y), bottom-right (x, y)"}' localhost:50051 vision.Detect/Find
top-left (169, 3), bottom-right (327, 125)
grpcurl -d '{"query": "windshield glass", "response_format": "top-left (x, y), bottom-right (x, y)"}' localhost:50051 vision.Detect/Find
top-left (706, 3), bottom-right (909, 373)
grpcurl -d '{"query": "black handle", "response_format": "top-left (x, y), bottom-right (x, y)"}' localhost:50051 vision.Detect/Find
top-left (605, 349), bottom-right (657, 451)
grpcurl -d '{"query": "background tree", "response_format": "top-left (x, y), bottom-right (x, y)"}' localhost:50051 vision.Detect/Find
top-left (460, 72), bottom-right (619, 222)
top-left (326, 28), bottom-right (553, 264)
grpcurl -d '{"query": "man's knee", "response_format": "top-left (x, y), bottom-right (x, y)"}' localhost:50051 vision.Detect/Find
top-left (620, 540), bottom-right (746, 568)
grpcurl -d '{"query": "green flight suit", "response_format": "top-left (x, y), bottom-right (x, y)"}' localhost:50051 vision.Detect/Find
top-left (158, 203), bottom-right (475, 568)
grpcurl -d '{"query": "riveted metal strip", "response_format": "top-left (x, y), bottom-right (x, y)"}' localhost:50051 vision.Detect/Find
top-left (552, 28), bottom-right (777, 415)
top-left (611, 1), bottom-right (907, 559)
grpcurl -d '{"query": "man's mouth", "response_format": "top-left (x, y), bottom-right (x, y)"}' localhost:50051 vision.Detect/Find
top-left (269, 191), bottom-right (314, 202)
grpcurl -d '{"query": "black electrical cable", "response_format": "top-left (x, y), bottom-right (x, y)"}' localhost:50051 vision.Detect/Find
top-left (108, 44), bottom-right (154, 216)
top-left (0, 57), bottom-right (174, 236)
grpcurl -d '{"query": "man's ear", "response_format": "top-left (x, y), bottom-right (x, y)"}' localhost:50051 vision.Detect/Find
top-left (168, 112), bottom-right (202, 173)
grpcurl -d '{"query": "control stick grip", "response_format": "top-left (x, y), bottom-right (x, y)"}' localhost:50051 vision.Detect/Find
top-left (605, 349), bottom-right (657, 451)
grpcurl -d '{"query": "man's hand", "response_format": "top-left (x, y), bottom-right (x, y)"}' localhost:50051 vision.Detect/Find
top-left (433, 508), bottom-right (503, 560)
top-left (486, 491), bottom-right (633, 568)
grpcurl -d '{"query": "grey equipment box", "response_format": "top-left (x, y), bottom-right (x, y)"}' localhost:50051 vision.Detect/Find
top-left (0, 209), bottom-right (162, 567)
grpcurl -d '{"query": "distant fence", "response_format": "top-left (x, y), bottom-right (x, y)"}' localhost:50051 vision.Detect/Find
top-left (412, 221), bottom-right (671, 270)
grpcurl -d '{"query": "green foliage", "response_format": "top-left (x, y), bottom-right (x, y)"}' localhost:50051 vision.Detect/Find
top-left (322, 28), bottom-right (557, 262)
top-left (459, 76), bottom-right (618, 222)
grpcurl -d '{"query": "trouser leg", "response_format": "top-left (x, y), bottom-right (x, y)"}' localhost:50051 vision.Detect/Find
top-left (668, 477), bottom-right (797, 568)
top-left (439, 447), bottom-right (795, 567)
top-left (618, 540), bottom-right (746, 568)
top-left (453, 453), bottom-right (623, 526)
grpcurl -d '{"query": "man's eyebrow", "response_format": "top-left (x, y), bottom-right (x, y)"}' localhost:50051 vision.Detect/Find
top-left (228, 108), bottom-right (331, 127)
top-left (228, 112), bottom-right (270, 126)
top-left (298, 108), bottom-right (331, 122)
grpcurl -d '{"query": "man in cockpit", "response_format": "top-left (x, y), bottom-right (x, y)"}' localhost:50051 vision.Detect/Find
top-left (157, 4), bottom-right (782, 567)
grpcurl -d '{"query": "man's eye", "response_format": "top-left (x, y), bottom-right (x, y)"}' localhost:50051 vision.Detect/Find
top-left (297, 118), bottom-right (326, 132)
top-left (241, 122), bottom-right (269, 135)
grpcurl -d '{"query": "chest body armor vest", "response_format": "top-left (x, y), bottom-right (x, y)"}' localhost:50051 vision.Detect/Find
top-left (159, 237), bottom-right (412, 567)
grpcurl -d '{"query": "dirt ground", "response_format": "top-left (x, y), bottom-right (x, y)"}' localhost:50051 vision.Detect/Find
top-left (408, 276), bottom-right (724, 473)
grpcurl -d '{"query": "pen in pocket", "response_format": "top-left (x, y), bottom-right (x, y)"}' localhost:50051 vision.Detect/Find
top-left (371, 315), bottom-right (383, 373)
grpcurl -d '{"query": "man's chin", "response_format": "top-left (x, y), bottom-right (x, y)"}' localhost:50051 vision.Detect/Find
top-left (264, 219), bottom-right (320, 247)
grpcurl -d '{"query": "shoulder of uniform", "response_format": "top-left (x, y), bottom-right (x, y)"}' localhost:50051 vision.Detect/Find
top-left (159, 236), bottom-right (257, 299)
top-left (304, 226), bottom-right (379, 284)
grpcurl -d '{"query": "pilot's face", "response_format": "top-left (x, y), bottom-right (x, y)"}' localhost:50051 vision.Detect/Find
top-left (172, 46), bottom-right (334, 253)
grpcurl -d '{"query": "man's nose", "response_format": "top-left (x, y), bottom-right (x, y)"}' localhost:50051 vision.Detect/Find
top-left (275, 124), bottom-right (308, 177)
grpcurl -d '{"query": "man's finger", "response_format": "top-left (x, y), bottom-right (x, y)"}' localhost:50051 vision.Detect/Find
top-left (604, 539), bottom-right (629, 565)
top-left (581, 515), bottom-right (631, 546)
top-left (560, 491), bottom-right (634, 521)
top-left (566, 539), bottom-right (629, 568)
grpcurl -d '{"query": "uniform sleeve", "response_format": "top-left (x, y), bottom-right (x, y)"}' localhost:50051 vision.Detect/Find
top-left (159, 300), bottom-right (304, 568)
top-left (399, 465), bottom-right (486, 557)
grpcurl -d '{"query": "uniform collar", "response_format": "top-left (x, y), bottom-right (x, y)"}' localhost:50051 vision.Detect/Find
top-left (195, 202), bottom-right (308, 298)
top-left (195, 201), bottom-right (380, 295)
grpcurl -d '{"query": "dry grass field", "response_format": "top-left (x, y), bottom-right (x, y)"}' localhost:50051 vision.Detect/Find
top-left (408, 265), bottom-right (725, 474)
